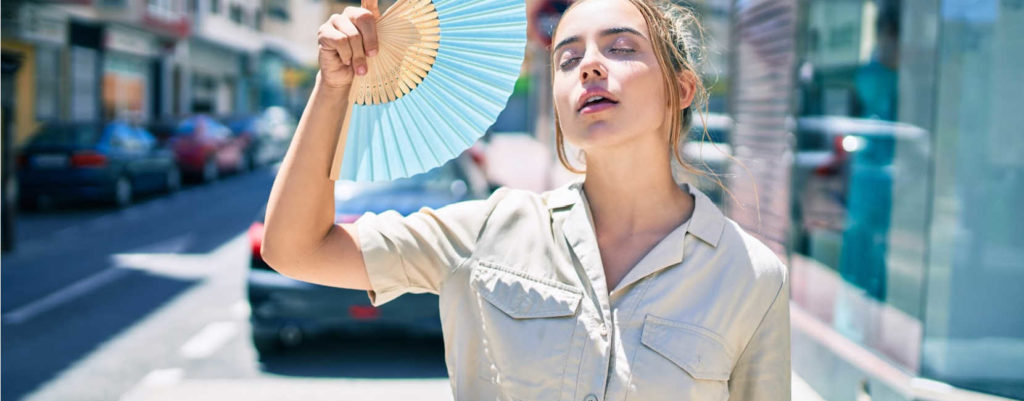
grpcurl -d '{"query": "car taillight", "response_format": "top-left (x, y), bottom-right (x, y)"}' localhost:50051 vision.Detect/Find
top-left (349, 305), bottom-right (379, 320)
top-left (71, 151), bottom-right (107, 168)
top-left (248, 222), bottom-right (265, 261)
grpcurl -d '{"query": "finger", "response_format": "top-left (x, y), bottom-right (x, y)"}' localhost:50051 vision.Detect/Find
top-left (328, 16), bottom-right (354, 65)
top-left (348, 29), bottom-right (368, 76)
top-left (361, 0), bottom-right (379, 18)
top-left (351, 11), bottom-right (379, 57)
top-left (333, 13), bottom-right (367, 75)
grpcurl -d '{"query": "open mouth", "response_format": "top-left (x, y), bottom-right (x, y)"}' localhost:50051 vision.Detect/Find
top-left (578, 96), bottom-right (619, 114)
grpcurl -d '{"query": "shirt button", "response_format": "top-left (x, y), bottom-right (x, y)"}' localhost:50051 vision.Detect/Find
top-left (584, 394), bottom-right (598, 401)
top-left (599, 325), bottom-right (608, 338)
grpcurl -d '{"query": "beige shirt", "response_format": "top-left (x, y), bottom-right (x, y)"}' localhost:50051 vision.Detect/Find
top-left (356, 179), bottom-right (790, 401)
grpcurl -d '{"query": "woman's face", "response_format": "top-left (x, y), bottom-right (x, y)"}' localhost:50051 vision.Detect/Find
top-left (552, 0), bottom-right (669, 154)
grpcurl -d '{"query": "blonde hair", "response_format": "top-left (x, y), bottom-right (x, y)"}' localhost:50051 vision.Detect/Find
top-left (551, 0), bottom-right (719, 183)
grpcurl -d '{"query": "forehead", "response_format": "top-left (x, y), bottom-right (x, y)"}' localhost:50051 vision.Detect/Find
top-left (554, 0), bottom-right (648, 42)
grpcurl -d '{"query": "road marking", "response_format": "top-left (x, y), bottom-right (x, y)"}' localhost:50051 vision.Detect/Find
top-left (180, 321), bottom-right (237, 359)
top-left (119, 368), bottom-right (184, 401)
top-left (3, 268), bottom-right (131, 325)
top-left (231, 300), bottom-right (250, 319)
top-left (139, 368), bottom-right (184, 387)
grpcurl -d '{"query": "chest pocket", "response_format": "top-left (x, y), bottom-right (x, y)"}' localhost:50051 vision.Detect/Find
top-left (627, 314), bottom-right (736, 401)
top-left (470, 260), bottom-right (583, 400)
top-left (471, 260), bottom-right (583, 318)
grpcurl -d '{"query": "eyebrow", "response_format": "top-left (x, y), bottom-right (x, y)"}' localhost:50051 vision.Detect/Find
top-left (552, 26), bottom-right (646, 54)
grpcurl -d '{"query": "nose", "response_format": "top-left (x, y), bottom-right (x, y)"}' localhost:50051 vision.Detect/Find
top-left (579, 54), bottom-right (607, 82)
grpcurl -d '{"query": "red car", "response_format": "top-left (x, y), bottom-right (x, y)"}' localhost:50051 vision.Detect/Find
top-left (168, 115), bottom-right (251, 182)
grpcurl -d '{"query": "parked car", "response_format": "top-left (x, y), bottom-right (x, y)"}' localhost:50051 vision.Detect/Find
top-left (246, 153), bottom-right (490, 357)
top-left (144, 116), bottom-right (182, 146)
top-left (255, 106), bottom-right (297, 165)
top-left (221, 111), bottom-right (290, 169)
top-left (168, 115), bottom-right (249, 182)
top-left (15, 120), bottom-right (181, 209)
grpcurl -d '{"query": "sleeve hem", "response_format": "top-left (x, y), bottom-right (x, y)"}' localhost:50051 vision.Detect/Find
top-left (357, 214), bottom-right (409, 307)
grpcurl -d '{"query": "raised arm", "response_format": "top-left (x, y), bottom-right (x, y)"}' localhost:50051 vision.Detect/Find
top-left (260, 1), bottom-right (380, 290)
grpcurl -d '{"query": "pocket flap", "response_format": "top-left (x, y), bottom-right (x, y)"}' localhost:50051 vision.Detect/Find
top-left (471, 261), bottom-right (583, 319)
top-left (640, 315), bottom-right (735, 381)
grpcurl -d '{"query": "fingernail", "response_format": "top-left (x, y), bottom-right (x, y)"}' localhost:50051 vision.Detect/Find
top-left (357, 66), bottom-right (366, 75)
top-left (368, 49), bottom-right (377, 57)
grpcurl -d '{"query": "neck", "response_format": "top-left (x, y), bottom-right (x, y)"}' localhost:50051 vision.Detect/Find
top-left (581, 139), bottom-right (694, 237)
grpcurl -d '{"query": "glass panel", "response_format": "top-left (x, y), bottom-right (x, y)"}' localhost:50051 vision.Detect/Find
top-left (921, 1), bottom-right (1024, 398)
top-left (789, 0), bottom-right (931, 373)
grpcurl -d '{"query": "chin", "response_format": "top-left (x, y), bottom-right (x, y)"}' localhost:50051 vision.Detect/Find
top-left (566, 121), bottom-right (643, 150)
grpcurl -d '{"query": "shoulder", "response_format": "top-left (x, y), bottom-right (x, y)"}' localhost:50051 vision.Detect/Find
top-left (473, 179), bottom-right (581, 221)
top-left (716, 217), bottom-right (788, 300)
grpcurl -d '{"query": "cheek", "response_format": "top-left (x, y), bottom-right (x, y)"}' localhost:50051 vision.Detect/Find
top-left (618, 65), bottom-right (669, 121)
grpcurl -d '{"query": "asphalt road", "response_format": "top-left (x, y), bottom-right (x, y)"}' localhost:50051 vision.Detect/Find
top-left (1, 165), bottom-right (453, 401)
top-left (1, 156), bottom-right (826, 401)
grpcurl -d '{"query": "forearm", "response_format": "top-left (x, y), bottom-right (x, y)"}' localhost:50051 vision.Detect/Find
top-left (262, 73), bottom-right (351, 268)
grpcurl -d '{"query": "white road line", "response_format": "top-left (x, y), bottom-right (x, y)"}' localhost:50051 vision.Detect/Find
top-left (180, 321), bottom-right (237, 359)
top-left (230, 300), bottom-right (251, 319)
top-left (119, 368), bottom-right (184, 401)
top-left (139, 368), bottom-right (184, 387)
top-left (2, 268), bottom-right (131, 325)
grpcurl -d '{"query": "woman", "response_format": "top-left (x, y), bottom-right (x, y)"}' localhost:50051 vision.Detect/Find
top-left (261, 0), bottom-right (790, 399)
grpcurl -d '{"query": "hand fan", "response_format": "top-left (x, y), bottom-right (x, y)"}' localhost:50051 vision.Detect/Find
top-left (329, 0), bottom-right (528, 182)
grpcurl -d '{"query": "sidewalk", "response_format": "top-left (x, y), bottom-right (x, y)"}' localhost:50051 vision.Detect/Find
top-left (794, 372), bottom-right (829, 401)
top-left (121, 373), bottom-right (826, 401)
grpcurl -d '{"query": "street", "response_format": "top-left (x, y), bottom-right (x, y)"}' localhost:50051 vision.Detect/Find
top-left (1, 165), bottom-right (453, 401)
top-left (1, 160), bottom-right (828, 401)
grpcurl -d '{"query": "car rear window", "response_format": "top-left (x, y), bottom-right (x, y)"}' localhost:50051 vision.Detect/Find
top-left (31, 124), bottom-right (105, 147)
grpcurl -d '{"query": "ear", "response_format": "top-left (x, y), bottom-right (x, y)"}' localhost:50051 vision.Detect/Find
top-left (676, 70), bottom-right (697, 110)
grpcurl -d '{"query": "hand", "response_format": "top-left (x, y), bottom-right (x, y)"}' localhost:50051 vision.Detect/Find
top-left (317, 0), bottom-right (380, 89)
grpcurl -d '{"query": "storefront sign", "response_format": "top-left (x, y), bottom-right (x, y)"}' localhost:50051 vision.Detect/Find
top-left (18, 5), bottom-right (68, 46)
top-left (105, 25), bottom-right (159, 57)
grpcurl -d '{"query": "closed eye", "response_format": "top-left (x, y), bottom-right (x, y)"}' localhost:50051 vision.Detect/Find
top-left (559, 49), bottom-right (635, 70)
top-left (559, 57), bottom-right (581, 70)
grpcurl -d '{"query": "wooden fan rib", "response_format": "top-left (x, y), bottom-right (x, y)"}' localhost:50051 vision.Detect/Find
top-left (357, 38), bottom-right (420, 105)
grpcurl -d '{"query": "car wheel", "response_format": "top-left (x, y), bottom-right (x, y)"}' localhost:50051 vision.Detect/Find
top-left (18, 194), bottom-right (39, 211)
top-left (113, 176), bottom-right (133, 208)
top-left (252, 332), bottom-right (281, 358)
top-left (202, 158), bottom-right (219, 183)
top-left (165, 168), bottom-right (182, 193)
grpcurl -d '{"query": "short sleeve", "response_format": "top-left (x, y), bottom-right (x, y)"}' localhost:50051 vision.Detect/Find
top-left (355, 187), bottom-right (509, 306)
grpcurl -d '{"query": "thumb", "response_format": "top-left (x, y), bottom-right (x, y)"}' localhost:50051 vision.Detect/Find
top-left (361, 0), bottom-right (379, 17)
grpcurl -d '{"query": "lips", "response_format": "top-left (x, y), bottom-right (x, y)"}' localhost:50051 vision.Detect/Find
top-left (576, 88), bottom-right (619, 113)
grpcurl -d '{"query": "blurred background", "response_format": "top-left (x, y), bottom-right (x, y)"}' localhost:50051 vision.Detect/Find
top-left (1, 0), bottom-right (1021, 400)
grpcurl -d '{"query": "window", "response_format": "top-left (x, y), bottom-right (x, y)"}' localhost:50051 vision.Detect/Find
top-left (229, 4), bottom-right (243, 24)
top-left (35, 47), bottom-right (60, 120)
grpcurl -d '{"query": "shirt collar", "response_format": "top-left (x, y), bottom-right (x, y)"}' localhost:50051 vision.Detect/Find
top-left (545, 178), bottom-right (726, 248)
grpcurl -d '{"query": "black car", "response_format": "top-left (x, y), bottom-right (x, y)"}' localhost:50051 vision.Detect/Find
top-left (16, 121), bottom-right (181, 209)
top-left (247, 154), bottom-right (490, 356)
